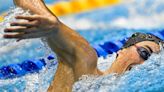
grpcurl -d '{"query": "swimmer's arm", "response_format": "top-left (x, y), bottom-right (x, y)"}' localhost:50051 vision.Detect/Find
top-left (13, 0), bottom-right (54, 17)
top-left (4, 15), bottom-right (101, 79)
top-left (5, 0), bottom-right (103, 80)
top-left (46, 21), bottom-right (102, 79)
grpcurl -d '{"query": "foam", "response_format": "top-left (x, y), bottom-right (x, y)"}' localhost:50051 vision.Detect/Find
top-left (0, 7), bottom-right (56, 92)
top-left (1, 0), bottom-right (164, 91)
top-left (0, 7), bottom-right (48, 66)
top-left (73, 49), bottom-right (164, 92)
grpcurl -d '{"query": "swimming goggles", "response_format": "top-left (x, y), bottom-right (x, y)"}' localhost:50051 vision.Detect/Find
top-left (134, 45), bottom-right (153, 60)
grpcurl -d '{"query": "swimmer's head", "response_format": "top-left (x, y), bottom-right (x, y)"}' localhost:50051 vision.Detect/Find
top-left (122, 32), bottom-right (164, 49)
top-left (109, 32), bottom-right (164, 74)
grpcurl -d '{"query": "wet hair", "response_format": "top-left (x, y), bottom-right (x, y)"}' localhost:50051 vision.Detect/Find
top-left (122, 32), bottom-right (164, 49)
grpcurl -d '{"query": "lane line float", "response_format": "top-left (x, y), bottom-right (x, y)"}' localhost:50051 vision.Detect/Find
top-left (0, 0), bottom-right (120, 21)
top-left (0, 29), bottom-right (164, 79)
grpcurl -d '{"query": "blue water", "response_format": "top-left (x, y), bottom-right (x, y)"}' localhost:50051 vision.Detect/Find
top-left (1, 0), bottom-right (164, 92)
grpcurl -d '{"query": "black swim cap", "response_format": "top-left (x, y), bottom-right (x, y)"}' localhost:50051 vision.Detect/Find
top-left (122, 32), bottom-right (164, 49)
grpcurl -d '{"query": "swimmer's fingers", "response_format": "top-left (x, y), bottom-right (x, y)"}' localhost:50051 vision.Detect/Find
top-left (3, 32), bottom-right (36, 39)
top-left (4, 27), bottom-right (39, 33)
top-left (4, 30), bottom-right (52, 39)
top-left (3, 33), bottom-right (24, 39)
top-left (15, 15), bottom-right (43, 21)
top-left (4, 26), bottom-right (27, 32)
top-left (10, 20), bottom-right (39, 27)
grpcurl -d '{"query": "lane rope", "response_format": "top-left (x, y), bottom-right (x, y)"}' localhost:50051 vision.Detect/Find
top-left (0, 29), bottom-right (164, 79)
top-left (0, 0), bottom-right (120, 21)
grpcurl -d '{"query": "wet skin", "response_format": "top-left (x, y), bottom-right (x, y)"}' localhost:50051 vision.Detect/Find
top-left (106, 41), bottom-right (160, 74)
top-left (4, 0), bottom-right (160, 92)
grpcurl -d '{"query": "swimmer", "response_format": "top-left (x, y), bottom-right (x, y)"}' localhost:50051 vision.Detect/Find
top-left (3, 0), bottom-right (164, 92)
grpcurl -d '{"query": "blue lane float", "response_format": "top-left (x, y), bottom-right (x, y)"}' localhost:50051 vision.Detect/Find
top-left (93, 29), bottom-right (164, 57)
top-left (0, 55), bottom-right (56, 79)
top-left (0, 29), bottom-right (164, 79)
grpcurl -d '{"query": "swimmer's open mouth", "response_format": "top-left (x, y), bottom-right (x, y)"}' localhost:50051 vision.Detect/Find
top-left (128, 66), bottom-right (132, 71)
top-left (126, 65), bottom-right (134, 71)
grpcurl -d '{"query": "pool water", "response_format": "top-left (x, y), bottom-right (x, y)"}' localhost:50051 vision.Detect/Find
top-left (1, 0), bottom-right (164, 92)
top-left (0, 8), bottom-right (49, 67)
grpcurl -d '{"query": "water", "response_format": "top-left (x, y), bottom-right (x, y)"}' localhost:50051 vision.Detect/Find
top-left (66, 0), bottom-right (164, 92)
top-left (111, 0), bottom-right (164, 29)
top-left (0, 8), bottom-right (49, 67)
top-left (0, 65), bottom-right (57, 92)
top-left (73, 49), bottom-right (164, 92)
top-left (0, 0), bottom-right (164, 92)
top-left (60, 0), bottom-right (164, 30)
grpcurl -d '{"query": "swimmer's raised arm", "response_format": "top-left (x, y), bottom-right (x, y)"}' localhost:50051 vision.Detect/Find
top-left (4, 0), bottom-right (101, 91)
top-left (13, 0), bottom-right (54, 16)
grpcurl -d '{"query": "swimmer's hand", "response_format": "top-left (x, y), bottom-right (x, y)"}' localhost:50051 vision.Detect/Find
top-left (4, 15), bottom-right (59, 40)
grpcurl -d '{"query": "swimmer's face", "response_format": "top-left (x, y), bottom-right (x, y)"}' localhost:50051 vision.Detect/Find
top-left (109, 41), bottom-right (160, 74)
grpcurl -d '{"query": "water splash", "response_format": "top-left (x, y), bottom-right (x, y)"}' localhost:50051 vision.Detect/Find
top-left (1, 0), bottom-right (164, 92)
top-left (0, 7), bottom-right (58, 92)
top-left (0, 65), bottom-right (57, 92)
top-left (0, 7), bottom-right (49, 67)
top-left (0, 7), bottom-right (30, 45)
top-left (73, 49), bottom-right (164, 92)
